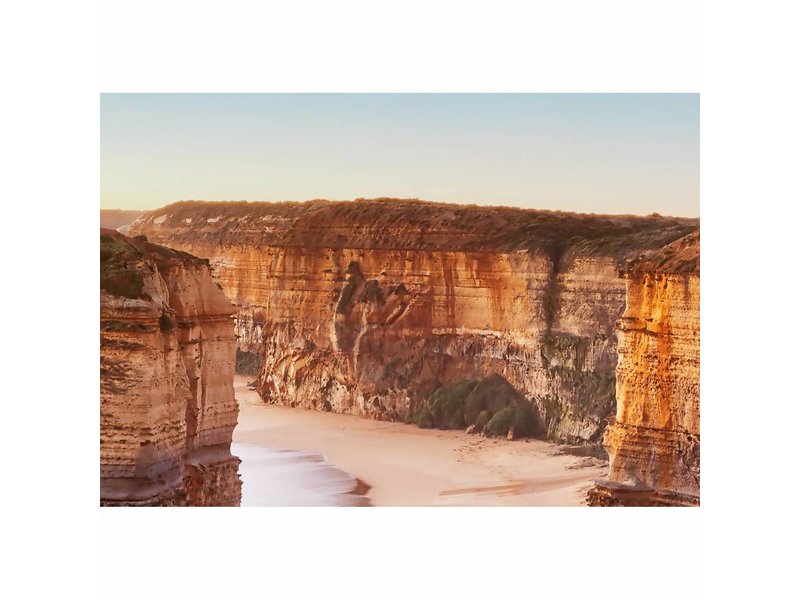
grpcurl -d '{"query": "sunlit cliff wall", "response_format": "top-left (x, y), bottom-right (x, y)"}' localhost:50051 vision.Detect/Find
top-left (588, 230), bottom-right (700, 506)
top-left (130, 199), bottom-right (697, 443)
top-left (100, 229), bottom-right (241, 506)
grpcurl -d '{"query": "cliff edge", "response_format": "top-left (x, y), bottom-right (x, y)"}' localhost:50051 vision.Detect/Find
top-left (588, 230), bottom-right (700, 506)
top-left (100, 228), bottom-right (241, 506)
top-left (130, 198), bottom-right (698, 444)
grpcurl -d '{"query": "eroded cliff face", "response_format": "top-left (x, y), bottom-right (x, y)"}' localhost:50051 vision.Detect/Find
top-left (100, 229), bottom-right (241, 506)
top-left (588, 230), bottom-right (700, 506)
top-left (130, 199), bottom-right (697, 443)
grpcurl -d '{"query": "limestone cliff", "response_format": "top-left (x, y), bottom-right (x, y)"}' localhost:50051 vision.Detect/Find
top-left (100, 229), bottom-right (241, 506)
top-left (588, 230), bottom-right (700, 506)
top-left (130, 199), bottom-right (697, 443)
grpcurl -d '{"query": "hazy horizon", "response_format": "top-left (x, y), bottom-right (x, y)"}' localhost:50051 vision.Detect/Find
top-left (101, 94), bottom-right (699, 217)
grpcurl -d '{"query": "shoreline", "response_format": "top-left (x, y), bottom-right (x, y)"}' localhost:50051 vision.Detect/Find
top-left (232, 376), bottom-right (607, 506)
top-left (233, 442), bottom-right (371, 506)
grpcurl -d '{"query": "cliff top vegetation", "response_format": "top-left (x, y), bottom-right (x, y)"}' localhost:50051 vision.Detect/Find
top-left (100, 228), bottom-right (208, 298)
top-left (136, 198), bottom-right (698, 265)
top-left (624, 229), bottom-right (700, 275)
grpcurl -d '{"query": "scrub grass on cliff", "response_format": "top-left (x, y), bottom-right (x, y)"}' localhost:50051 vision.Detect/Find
top-left (139, 198), bottom-right (698, 266)
top-left (100, 233), bottom-right (147, 299)
top-left (414, 374), bottom-right (544, 439)
top-left (100, 228), bottom-right (210, 300)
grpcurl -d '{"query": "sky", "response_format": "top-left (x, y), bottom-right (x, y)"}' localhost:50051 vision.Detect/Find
top-left (100, 94), bottom-right (699, 217)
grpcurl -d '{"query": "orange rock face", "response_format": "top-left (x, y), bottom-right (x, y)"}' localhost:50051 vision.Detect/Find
top-left (130, 199), bottom-right (698, 443)
top-left (589, 231), bottom-right (700, 506)
top-left (100, 229), bottom-right (241, 506)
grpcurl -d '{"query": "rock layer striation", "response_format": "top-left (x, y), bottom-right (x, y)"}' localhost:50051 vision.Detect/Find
top-left (100, 229), bottom-right (241, 506)
top-left (588, 230), bottom-right (700, 506)
top-left (130, 199), bottom-right (698, 443)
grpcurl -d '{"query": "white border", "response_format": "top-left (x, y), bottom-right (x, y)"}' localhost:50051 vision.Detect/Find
top-left (16, 1), bottom-right (786, 598)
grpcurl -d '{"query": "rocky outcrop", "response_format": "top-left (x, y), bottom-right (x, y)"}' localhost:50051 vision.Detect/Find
top-left (588, 230), bottom-right (700, 506)
top-left (130, 199), bottom-right (697, 443)
top-left (100, 229), bottom-right (241, 506)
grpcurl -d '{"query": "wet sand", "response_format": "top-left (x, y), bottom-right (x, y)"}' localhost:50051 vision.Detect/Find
top-left (233, 376), bottom-right (607, 506)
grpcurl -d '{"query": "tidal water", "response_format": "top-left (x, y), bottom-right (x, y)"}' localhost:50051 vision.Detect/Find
top-left (232, 442), bottom-right (370, 506)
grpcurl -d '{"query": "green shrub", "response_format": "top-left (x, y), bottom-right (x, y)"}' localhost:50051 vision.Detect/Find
top-left (485, 407), bottom-right (515, 437)
top-left (474, 410), bottom-right (491, 432)
top-left (464, 373), bottom-right (522, 423)
top-left (447, 414), bottom-right (464, 430)
top-left (414, 405), bottom-right (435, 429)
top-left (100, 236), bottom-right (134, 262)
top-left (413, 373), bottom-right (544, 440)
top-left (428, 379), bottom-right (477, 429)
top-left (511, 405), bottom-right (539, 437)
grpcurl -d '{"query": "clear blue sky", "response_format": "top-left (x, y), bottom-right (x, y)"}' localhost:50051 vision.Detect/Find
top-left (101, 94), bottom-right (699, 216)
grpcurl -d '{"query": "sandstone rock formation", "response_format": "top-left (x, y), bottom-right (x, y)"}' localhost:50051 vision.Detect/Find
top-left (588, 230), bottom-right (700, 506)
top-left (130, 199), bottom-right (698, 443)
top-left (100, 229), bottom-right (241, 506)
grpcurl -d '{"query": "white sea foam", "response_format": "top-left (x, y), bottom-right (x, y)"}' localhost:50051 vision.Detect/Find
top-left (232, 443), bottom-right (368, 506)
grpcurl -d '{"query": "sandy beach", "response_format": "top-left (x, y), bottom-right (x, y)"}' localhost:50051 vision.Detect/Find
top-left (233, 376), bottom-right (607, 506)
